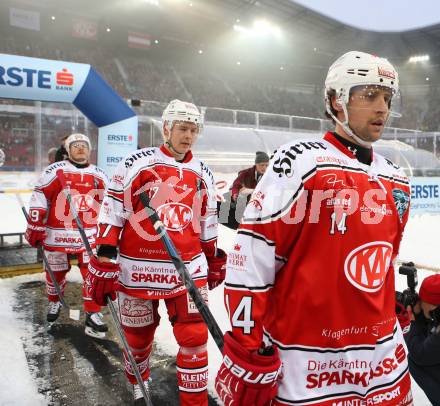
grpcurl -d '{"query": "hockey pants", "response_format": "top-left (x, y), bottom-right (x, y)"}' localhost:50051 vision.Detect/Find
top-left (118, 289), bottom-right (209, 406)
top-left (43, 249), bottom-right (101, 313)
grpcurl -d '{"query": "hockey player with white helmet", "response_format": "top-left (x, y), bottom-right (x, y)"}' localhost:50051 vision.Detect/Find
top-left (25, 133), bottom-right (110, 338)
top-left (87, 99), bottom-right (226, 405)
top-left (215, 52), bottom-right (412, 405)
top-left (324, 51), bottom-right (400, 147)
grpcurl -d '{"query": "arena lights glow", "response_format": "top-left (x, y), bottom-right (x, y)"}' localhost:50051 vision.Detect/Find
top-left (233, 19), bottom-right (282, 39)
top-left (409, 55), bottom-right (430, 63)
top-left (144, 0), bottom-right (159, 5)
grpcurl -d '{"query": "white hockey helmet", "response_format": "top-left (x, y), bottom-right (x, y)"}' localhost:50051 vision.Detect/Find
top-left (64, 133), bottom-right (91, 162)
top-left (325, 51), bottom-right (399, 147)
top-left (162, 99), bottom-right (203, 132)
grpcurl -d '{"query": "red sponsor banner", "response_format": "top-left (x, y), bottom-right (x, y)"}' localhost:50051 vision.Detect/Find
top-left (72, 18), bottom-right (97, 40)
top-left (128, 31), bottom-right (151, 49)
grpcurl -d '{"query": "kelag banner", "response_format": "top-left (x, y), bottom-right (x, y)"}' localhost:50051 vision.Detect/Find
top-left (410, 177), bottom-right (440, 215)
top-left (0, 53), bottom-right (137, 175)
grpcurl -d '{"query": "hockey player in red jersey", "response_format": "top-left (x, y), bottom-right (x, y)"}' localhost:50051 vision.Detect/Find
top-left (86, 99), bottom-right (227, 405)
top-left (215, 51), bottom-right (413, 405)
top-left (25, 133), bottom-right (109, 338)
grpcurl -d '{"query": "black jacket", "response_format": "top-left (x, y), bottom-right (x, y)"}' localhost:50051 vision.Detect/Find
top-left (405, 313), bottom-right (440, 406)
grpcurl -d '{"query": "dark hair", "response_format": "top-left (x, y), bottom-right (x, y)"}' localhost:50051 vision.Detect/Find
top-left (325, 89), bottom-right (337, 124)
top-left (54, 145), bottom-right (68, 162)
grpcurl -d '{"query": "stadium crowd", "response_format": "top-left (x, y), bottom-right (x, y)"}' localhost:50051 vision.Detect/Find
top-left (1, 35), bottom-right (440, 170)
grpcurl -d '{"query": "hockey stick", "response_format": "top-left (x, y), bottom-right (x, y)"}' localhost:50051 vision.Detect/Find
top-left (139, 191), bottom-right (225, 352)
top-left (15, 194), bottom-right (80, 321)
top-left (56, 170), bottom-right (153, 406)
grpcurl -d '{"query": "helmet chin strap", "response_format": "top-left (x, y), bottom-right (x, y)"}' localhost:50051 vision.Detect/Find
top-left (326, 101), bottom-right (373, 148)
top-left (165, 139), bottom-right (185, 160)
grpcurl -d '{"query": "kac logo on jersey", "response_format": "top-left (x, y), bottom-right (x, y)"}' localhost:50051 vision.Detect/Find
top-left (392, 188), bottom-right (409, 222)
top-left (344, 241), bottom-right (393, 292)
top-left (157, 203), bottom-right (193, 231)
top-left (72, 194), bottom-right (94, 212)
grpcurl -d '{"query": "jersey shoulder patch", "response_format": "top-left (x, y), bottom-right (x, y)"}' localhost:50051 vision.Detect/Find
top-left (271, 138), bottom-right (326, 179)
top-left (376, 153), bottom-right (409, 182)
top-left (123, 147), bottom-right (157, 169)
top-left (199, 160), bottom-right (215, 184)
top-left (44, 160), bottom-right (68, 175)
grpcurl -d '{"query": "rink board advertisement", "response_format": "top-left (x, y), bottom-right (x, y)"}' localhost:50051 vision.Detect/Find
top-left (0, 53), bottom-right (138, 176)
top-left (410, 177), bottom-right (440, 214)
top-left (98, 117), bottom-right (139, 171)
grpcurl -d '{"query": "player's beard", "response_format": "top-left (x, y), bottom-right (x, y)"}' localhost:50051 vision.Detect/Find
top-left (349, 119), bottom-right (385, 144)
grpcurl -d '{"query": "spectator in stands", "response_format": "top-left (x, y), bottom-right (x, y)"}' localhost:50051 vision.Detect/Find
top-left (398, 275), bottom-right (440, 405)
top-left (218, 151), bottom-right (270, 230)
top-left (230, 151), bottom-right (269, 202)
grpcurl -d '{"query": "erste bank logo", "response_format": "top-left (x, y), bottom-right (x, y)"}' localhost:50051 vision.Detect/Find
top-left (107, 134), bottom-right (134, 144)
top-left (56, 68), bottom-right (74, 90)
top-left (0, 64), bottom-right (74, 92)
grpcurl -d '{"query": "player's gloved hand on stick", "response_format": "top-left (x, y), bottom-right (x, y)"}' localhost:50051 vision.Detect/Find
top-left (207, 248), bottom-right (227, 290)
top-left (215, 332), bottom-right (282, 406)
top-left (87, 255), bottom-right (120, 306)
top-left (25, 209), bottom-right (47, 248)
top-left (25, 223), bottom-right (47, 248)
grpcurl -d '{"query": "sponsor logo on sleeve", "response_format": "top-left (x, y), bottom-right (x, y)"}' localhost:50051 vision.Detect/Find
top-left (392, 189), bottom-right (409, 221)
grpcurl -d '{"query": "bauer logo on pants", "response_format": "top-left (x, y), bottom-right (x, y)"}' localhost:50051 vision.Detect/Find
top-left (344, 241), bottom-right (393, 292)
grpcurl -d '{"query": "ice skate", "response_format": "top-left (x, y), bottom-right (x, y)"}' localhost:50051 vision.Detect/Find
top-left (133, 379), bottom-right (151, 406)
top-left (47, 301), bottom-right (62, 323)
top-left (85, 312), bottom-right (108, 339)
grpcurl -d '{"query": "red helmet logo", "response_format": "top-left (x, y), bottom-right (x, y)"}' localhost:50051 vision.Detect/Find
top-left (157, 203), bottom-right (193, 231)
top-left (344, 242), bottom-right (393, 292)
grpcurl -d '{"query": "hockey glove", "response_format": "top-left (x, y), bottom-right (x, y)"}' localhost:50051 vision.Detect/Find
top-left (87, 256), bottom-right (120, 306)
top-left (215, 332), bottom-right (282, 406)
top-left (25, 209), bottom-right (47, 248)
top-left (207, 248), bottom-right (227, 290)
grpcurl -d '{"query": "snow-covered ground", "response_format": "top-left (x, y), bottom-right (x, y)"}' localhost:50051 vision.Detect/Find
top-left (0, 171), bottom-right (438, 405)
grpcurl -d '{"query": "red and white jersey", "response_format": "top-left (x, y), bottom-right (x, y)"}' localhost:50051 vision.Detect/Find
top-left (225, 132), bottom-right (412, 405)
top-left (96, 145), bottom-right (218, 300)
top-left (29, 160), bottom-right (108, 253)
